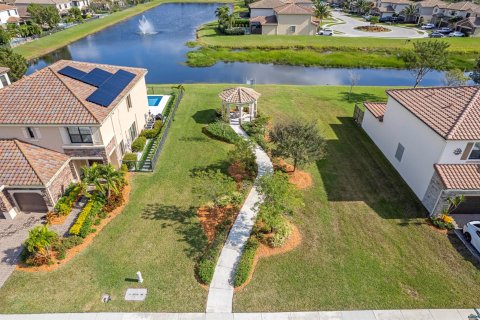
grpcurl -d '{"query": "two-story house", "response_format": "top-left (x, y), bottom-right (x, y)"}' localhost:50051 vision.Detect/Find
top-left (431, 1), bottom-right (480, 33)
top-left (249, 1), bottom-right (317, 35)
top-left (361, 86), bottom-right (480, 216)
top-left (413, 0), bottom-right (447, 24)
top-left (372, 0), bottom-right (413, 19)
top-left (0, 60), bottom-right (149, 219)
top-left (0, 4), bottom-right (20, 25)
top-left (14, 0), bottom-right (73, 18)
top-left (0, 67), bottom-right (11, 89)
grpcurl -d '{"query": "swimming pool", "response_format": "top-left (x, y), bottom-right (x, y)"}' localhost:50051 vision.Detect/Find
top-left (148, 95), bottom-right (163, 107)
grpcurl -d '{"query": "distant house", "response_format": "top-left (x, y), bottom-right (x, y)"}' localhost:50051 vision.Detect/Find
top-left (0, 60), bottom-right (150, 219)
top-left (372, 0), bottom-right (413, 19)
top-left (361, 86), bottom-right (480, 216)
top-left (413, 0), bottom-right (447, 24)
top-left (430, 1), bottom-right (480, 36)
top-left (0, 4), bottom-right (20, 24)
top-left (249, 0), bottom-right (317, 35)
top-left (14, 0), bottom-right (74, 17)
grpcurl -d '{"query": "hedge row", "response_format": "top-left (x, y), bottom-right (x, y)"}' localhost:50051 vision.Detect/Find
top-left (69, 195), bottom-right (105, 238)
top-left (203, 121), bottom-right (241, 144)
top-left (140, 120), bottom-right (163, 139)
top-left (131, 136), bottom-right (147, 152)
top-left (54, 183), bottom-right (83, 216)
top-left (234, 237), bottom-right (259, 287)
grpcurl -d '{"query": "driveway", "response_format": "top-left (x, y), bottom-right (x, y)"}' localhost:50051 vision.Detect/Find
top-left (328, 12), bottom-right (428, 39)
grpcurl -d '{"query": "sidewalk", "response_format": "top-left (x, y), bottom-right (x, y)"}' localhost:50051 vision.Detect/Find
top-left (0, 309), bottom-right (478, 320)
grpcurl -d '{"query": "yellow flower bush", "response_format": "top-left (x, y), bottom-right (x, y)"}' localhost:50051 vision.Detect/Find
top-left (441, 214), bottom-right (454, 224)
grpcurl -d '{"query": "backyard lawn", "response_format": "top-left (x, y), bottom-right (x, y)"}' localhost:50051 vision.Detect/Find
top-left (0, 85), bottom-right (479, 313)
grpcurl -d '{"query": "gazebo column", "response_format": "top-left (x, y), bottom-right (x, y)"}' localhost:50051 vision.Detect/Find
top-left (239, 104), bottom-right (243, 125)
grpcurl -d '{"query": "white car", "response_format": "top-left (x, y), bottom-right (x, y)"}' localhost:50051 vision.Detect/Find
top-left (317, 28), bottom-right (334, 36)
top-left (421, 23), bottom-right (435, 29)
top-left (463, 221), bottom-right (480, 253)
top-left (333, 7), bottom-right (343, 11)
top-left (449, 31), bottom-right (465, 37)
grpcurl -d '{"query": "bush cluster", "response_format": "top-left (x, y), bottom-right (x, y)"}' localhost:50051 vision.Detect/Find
top-left (140, 120), bottom-right (163, 139)
top-left (203, 121), bottom-right (240, 144)
top-left (233, 237), bottom-right (259, 287)
top-left (131, 136), bottom-right (147, 152)
top-left (430, 215), bottom-right (455, 230)
top-left (54, 236), bottom-right (83, 260)
top-left (103, 190), bottom-right (125, 213)
top-left (224, 27), bottom-right (245, 35)
top-left (69, 194), bottom-right (105, 238)
top-left (123, 152), bottom-right (137, 162)
top-left (54, 183), bottom-right (83, 216)
top-left (241, 115), bottom-right (270, 151)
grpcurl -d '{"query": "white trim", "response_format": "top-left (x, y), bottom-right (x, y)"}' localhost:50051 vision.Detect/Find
top-left (70, 156), bottom-right (104, 160)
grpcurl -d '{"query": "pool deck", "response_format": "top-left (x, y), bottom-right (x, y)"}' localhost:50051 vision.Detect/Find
top-left (148, 95), bottom-right (171, 117)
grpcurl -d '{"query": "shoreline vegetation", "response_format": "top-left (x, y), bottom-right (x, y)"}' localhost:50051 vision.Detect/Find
top-left (13, 0), bottom-right (232, 61)
top-left (187, 21), bottom-right (479, 70)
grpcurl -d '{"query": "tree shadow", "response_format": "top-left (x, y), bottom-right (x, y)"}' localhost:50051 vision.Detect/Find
top-left (141, 204), bottom-right (207, 259)
top-left (339, 91), bottom-right (386, 104)
top-left (316, 116), bottom-right (426, 220)
top-left (192, 109), bottom-right (218, 124)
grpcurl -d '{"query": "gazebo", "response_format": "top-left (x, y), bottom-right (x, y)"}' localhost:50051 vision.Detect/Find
top-left (218, 87), bottom-right (261, 124)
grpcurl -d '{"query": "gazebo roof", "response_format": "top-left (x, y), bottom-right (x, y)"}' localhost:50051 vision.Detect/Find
top-left (219, 87), bottom-right (261, 104)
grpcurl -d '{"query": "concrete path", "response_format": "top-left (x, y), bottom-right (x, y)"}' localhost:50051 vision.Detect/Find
top-left (329, 12), bottom-right (428, 38)
top-left (1, 309), bottom-right (479, 320)
top-left (205, 124), bottom-right (273, 313)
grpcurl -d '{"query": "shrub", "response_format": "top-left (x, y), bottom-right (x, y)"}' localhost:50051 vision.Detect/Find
top-left (268, 221), bottom-right (292, 248)
top-left (140, 121), bottom-right (162, 139)
top-left (234, 237), bottom-right (259, 287)
top-left (131, 136), bottom-right (146, 152)
top-left (430, 216), bottom-right (454, 230)
top-left (203, 121), bottom-right (240, 144)
top-left (224, 27), bottom-right (245, 35)
top-left (54, 183), bottom-right (83, 216)
top-left (196, 222), bottom-right (229, 284)
top-left (69, 195), bottom-right (105, 237)
top-left (61, 235), bottom-right (83, 249)
top-left (69, 201), bottom-right (93, 236)
top-left (24, 225), bottom-right (58, 266)
top-left (229, 140), bottom-right (257, 177)
top-left (123, 152), bottom-right (137, 162)
top-left (104, 190), bottom-right (124, 212)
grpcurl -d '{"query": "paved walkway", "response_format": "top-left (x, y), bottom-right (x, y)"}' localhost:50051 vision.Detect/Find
top-left (205, 124), bottom-right (273, 313)
top-left (1, 309), bottom-right (479, 320)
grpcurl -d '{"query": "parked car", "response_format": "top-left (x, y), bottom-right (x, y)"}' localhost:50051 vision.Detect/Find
top-left (449, 31), bottom-right (465, 37)
top-left (333, 7), bottom-right (343, 11)
top-left (379, 16), bottom-right (392, 23)
top-left (391, 16), bottom-right (405, 23)
top-left (463, 221), bottom-right (480, 253)
top-left (437, 27), bottom-right (452, 34)
top-left (430, 32), bottom-right (445, 38)
top-left (421, 23), bottom-right (435, 29)
top-left (317, 28), bottom-right (334, 36)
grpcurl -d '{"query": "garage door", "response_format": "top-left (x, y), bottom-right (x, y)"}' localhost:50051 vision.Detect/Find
top-left (453, 196), bottom-right (480, 214)
top-left (13, 193), bottom-right (48, 213)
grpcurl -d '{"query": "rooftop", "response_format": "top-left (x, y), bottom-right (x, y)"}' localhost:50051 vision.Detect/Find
top-left (0, 60), bottom-right (147, 125)
top-left (386, 86), bottom-right (480, 140)
top-left (0, 66), bottom-right (10, 74)
top-left (250, 15), bottom-right (278, 24)
top-left (274, 2), bottom-right (313, 14)
top-left (0, 3), bottom-right (16, 10)
top-left (435, 164), bottom-right (480, 190)
top-left (219, 87), bottom-right (261, 104)
top-left (249, 0), bottom-right (312, 9)
top-left (14, 0), bottom-right (71, 4)
top-left (364, 102), bottom-right (386, 121)
top-left (0, 139), bottom-right (70, 187)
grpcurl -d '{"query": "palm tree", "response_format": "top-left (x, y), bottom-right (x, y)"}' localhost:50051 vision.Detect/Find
top-left (355, 0), bottom-right (371, 15)
top-left (24, 225), bottom-right (58, 260)
top-left (172, 84), bottom-right (185, 95)
top-left (313, 0), bottom-right (331, 30)
top-left (215, 6), bottom-right (229, 20)
top-left (402, 3), bottom-right (417, 23)
top-left (83, 163), bottom-right (125, 199)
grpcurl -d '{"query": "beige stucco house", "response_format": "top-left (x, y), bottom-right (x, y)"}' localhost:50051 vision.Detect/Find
top-left (372, 0), bottom-right (413, 19)
top-left (249, 0), bottom-right (317, 35)
top-left (0, 60), bottom-right (149, 219)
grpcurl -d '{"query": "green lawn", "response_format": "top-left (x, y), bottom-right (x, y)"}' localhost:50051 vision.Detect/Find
top-left (1, 85), bottom-right (479, 313)
top-left (188, 23), bottom-right (479, 69)
top-left (13, 0), bottom-right (231, 61)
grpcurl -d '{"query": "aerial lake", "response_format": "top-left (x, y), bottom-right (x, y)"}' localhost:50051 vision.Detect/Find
top-left (27, 3), bottom-right (450, 86)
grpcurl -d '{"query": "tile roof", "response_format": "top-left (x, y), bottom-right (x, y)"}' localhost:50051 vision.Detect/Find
top-left (435, 164), bottom-right (480, 190)
top-left (219, 87), bottom-right (261, 104)
top-left (274, 2), bottom-right (313, 14)
top-left (14, 0), bottom-right (70, 4)
top-left (380, 0), bottom-right (412, 5)
top-left (443, 1), bottom-right (480, 11)
top-left (416, 0), bottom-right (448, 8)
top-left (364, 102), bottom-right (387, 120)
top-left (0, 66), bottom-right (10, 74)
top-left (0, 4), bottom-right (16, 10)
top-left (386, 86), bottom-right (480, 140)
top-left (0, 60), bottom-right (147, 125)
top-left (457, 16), bottom-right (480, 27)
top-left (248, 0), bottom-right (311, 9)
top-left (250, 15), bottom-right (278, 24)
top-left (0, 139), bottom-right (70, 186)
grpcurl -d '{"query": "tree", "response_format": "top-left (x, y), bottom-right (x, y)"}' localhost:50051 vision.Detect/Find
top-left (82, 163), bottom-right (125, 198)
top-left (24, 225), bottom-right (58, 263)
top-left (313, 0), bottom-right (331, 30)
top-left (0, 48), bottom-right (27, 82)
top-left (0, 28), bottom-right (11, 46)
top-left (400, 40), bottom-right (450, 88)
top-left (228, 139), bottom-right (257, 176)
top-left (401, 4), bottom-right (417, 23)
top-left (28, 4), bottom-right (60, 29)
top-left (369, 16), bottom-right (379, 24)
top-left (348, 70), bottom-right (360, 101)
top-left (443, 68), bottom-right (469, 86)
top-left (172, 83), bottom-right (185, 94)
top-left (470, 56), bottom-right (480, 84)
top-left (214, 5), bottom-right (229, 20)
top-left (68, 7), bottom-right (83, 23)
top-left (270, 121), bottom-right (327, 171)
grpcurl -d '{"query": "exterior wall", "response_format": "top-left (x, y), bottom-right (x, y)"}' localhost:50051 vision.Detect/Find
top-left (0, 8), bottom-right (19, 24)
top-left (276, 14), bottom-right (315, 35)
top-left (0, 189), bottom-right (18, 219)
top-left (64, 146), bottom-right (107, 162)
top-left (438, 140), bottom-right (480, 165)
top-left (250, 8), bottom-right (275, 17)
top-left (416, 6), bottom-right (435, 22)
top-left (361, 98), bottom-right (446, 201)
top-left (422, 171), bottom-right (444, 214)
top-left (56, 2), bottom-right (72, 14)
top-left (262, 24), bottom-right (278, 34)
top-left (46, 161), bottom-right (76, 203)
top-left (0, 72), bottom-right (11, 89)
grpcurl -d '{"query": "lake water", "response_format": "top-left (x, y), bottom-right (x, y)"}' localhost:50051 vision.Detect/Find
top-left (27, 3), bottom-right (450, 86)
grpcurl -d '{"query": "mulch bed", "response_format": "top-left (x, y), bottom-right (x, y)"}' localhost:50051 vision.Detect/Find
top-left (197, 205), bottom-right (236, 243)
top-left (355, 26), bottom-right (391, 32)
top-left (274, 159), bottom-right (313, 190)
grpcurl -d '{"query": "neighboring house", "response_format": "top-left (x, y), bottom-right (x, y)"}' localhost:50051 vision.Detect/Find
top-left (71, 0), bottom-right (89, 11)
top-left (249, 0), bottom-right (317, 35)
top-left (361, 86), bottom-right (480, 216)
top-left (372, 0), bottom-right (413, 18)
top-left (14, 0), bottom-right (73, 17)
top-left (0, 67), bottom-right (11, 89)
top-left (413, 0), bottom-right (447, 24)
top-left (0, 60), bottom-right (150, 219)
top-left (428, 1), bottom-right (480, 36)
top-left (0, 4), bottom-right (20, 24)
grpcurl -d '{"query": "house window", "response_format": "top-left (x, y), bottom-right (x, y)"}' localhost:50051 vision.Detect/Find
top-left (468, 142), bottom-right (480, 160)
top-left (129, 122), bottom-right (137, 141)
top-left (26, 127), bottom-right (36, 139)
top-left (126, 94), bottom-right (132, 110)
top-left (0, 75), bottom-right (8, 87)
top-left (289, 25), bottom-right (296, 33)
top-left (395, 143), bottom-right (405, 162)
top-left (67, 127), bottom-right (93, 143)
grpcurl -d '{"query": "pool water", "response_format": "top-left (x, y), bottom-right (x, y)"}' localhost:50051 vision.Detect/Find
top-left (148, 95), bottom-right (162, 106)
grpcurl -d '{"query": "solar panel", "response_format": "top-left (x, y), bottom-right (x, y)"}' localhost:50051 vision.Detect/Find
top-left (58, 66), bottom-right (87, 81)
top-left (86, 69), bottom-right (136, 107)
top-left (81, 68), bottom-right (113, 87)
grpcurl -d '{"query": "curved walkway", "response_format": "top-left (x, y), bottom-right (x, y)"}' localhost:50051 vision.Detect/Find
top-left (205, 124), bottom-right (273, 314)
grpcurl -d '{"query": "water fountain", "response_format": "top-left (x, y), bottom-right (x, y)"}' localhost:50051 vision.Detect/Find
top-left (138, 15), bottom-right (157, 35)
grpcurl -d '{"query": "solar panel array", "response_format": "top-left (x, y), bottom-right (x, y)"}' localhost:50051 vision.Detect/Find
top-left (58, 66), bottom-right (136, 107)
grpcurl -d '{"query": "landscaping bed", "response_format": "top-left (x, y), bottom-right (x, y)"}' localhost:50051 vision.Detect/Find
top-left (354, 25), bottom-right (391, 32)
